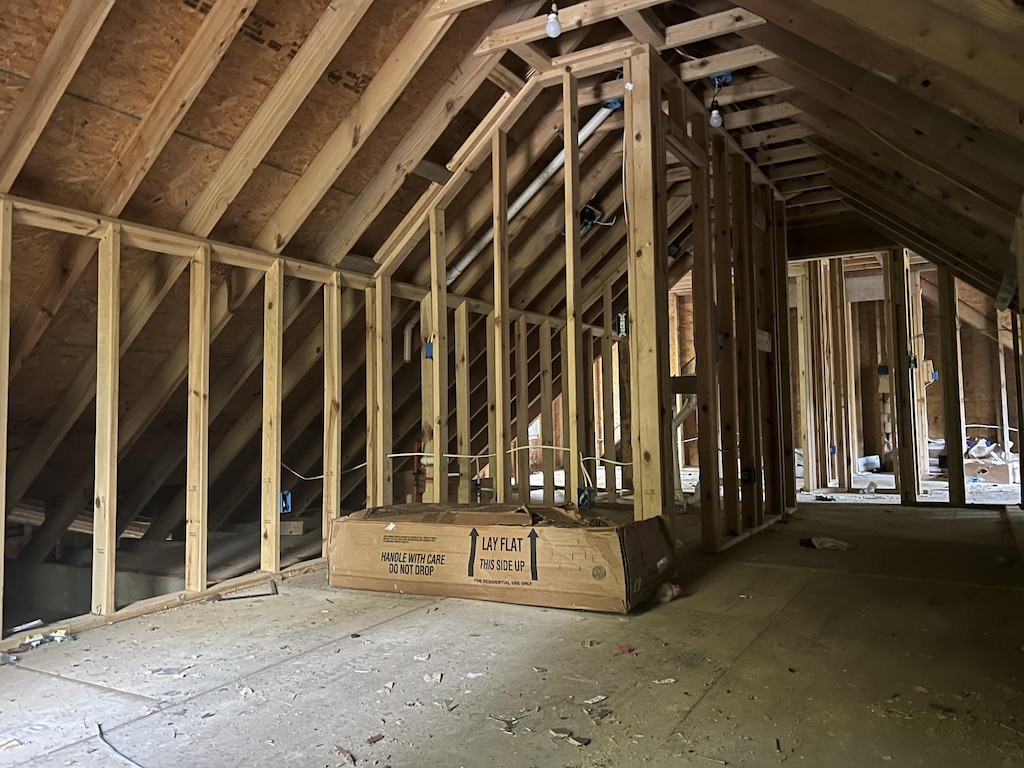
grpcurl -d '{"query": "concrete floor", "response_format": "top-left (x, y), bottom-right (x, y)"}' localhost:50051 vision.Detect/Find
top-left (2, 504), bottom-right (1024, 767)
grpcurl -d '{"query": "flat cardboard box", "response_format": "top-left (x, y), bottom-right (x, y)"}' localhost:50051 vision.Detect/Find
top-left (328, 504), bottom-right (674, 613)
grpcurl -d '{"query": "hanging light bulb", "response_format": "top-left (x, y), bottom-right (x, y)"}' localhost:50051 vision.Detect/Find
top-left (709, 100), bottom-right (723, 128)
top-left (545, 2), bottom-right (562, 38)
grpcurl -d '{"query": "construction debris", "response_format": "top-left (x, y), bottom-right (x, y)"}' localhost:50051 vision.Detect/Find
top-left (800, 536), bottom-right (855, 550)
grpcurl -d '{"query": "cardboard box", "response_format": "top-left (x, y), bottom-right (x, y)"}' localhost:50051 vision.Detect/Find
top-left (328, 504), bottom-right (674, 613)
top-left (964, 459), bottom-right (1020, 485)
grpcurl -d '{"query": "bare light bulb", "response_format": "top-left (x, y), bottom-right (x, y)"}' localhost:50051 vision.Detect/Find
top-left (709, 100), bottom-right (723, 128)
top-left (545, 3), bottom-right (561, 38)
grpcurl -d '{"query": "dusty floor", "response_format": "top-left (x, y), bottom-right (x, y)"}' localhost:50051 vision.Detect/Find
top-left (2, 505), bottom-right (1024, 768)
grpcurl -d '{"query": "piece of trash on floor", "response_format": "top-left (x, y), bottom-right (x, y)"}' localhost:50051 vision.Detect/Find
top-left (813, 495), bottom-right (836, 502)
top-left (581, 639), bottom-right (596, 648)
top-left (237, 685), bottom-right (255, 696)
top-left (413, 653), bottom-right (430, 662)
top-left (533, 666), bottom-right (547, 673)
top-left (335, 745), bottom-right (356, 764)
top-left (653, 678), bottom-right (677, 685)
top-left (466, 672), bottom-right (484, 678)
top-left (366, 734), bottom-right (384, 746)
top-left (616, 644), bottom-right (634, 655)
top-left (488, 714), bottom-right (528, 735)
top-left (0, 739), bottom-right (23, 751)
top-left (568, 735), bottom-right (591, 747)
top-left (24, 628), bottom-right (74, 648)
top-left (0, 652), bottom-right (17, 665)
top-left (655, 582), bottom-right (683, 603)
top-left (10, 619), bottom-right (42, 633)
top-left (859, 481), bottom-right (878, 494)
top-left (148, 666), bottom-right (192, 678)
top-left (800, 536), bottom-right (855, 550)
top-left (583, 695), bottom-right (608, 705)
top-left (550, 728), bottom-right (572, 738)
top-left (913, 686), bottom-right (930, 694)
top-left (434, 698), bottom-right (458, 712)
top-left (423, 672), bottom-right (443, 684)
top-left (694, 755), bottom-right (727, 765)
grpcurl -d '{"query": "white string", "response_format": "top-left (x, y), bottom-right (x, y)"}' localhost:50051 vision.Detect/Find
top-left (581, 455), bottom-right (633, 466)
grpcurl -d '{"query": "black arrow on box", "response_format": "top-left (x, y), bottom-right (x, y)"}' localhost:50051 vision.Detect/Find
top-left (528, 529), bottom-right (538, 580)
top-left (467, 528), bottom-right (478, 577)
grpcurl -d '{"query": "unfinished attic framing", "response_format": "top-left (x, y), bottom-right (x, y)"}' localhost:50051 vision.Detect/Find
top-left (0, 0), bottom-right (1022, 640)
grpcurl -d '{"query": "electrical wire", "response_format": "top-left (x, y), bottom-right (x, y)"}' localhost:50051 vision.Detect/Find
top-left (96, 724), bottom-right (146, 768)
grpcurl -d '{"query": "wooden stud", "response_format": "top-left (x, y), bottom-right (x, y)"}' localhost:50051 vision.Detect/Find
top-left (793, 267), bottom-right (816, 490)
top-left (492, 131), bottom-right (512, 503)
top-left (375, 275), bottom-right (394, 505)
top-left (260, 260), bottom-right (284, 574)
top-left (772, 201), bottom-right (798, 508)
top-left (884, 249), bottom-right (919, 504)
top-left (420, 295), bottom-right (434, 502)
top-left (601, 288), bottom-right (617, 501)
top-left (713, 137), bottom-right (740, 535)
top-left (539, 321), bottom-right (556, 503)
top-left (322, 275), bottom-right (343, 550)
top-left (909, 271), bottom-right (930, 484)
top-left (516, 315), bottom-right (531, 503)
top-left (937, 269), bottom-right (966, 506)
top-left (625, 49), bottom-right (673, 521)
top-left (563, 72), bottom-right (587, 510)
top-left (185, 244), bottom-right (210, 592)
top-left (0, 200), bottom-right (11, 632)
top-left (731, 155), bottom-right (763, 528)
top-left (429, 208), bottom-right (449, 503)
top-left (1013, 313), bottom-right (1024, 511)
top-left (92, 224), bottom-right (120, 615)
top-left (364, 287), bottom-right (378, 507)
top-left (690, 92), bottom-right (720, 549)
top-left (997, 309), bottom-right (1012, 463)
top-left (455, 302), bottom-right (472, 503)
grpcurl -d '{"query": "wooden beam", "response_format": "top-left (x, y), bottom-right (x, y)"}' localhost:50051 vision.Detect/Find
top-left (690, 103), bottom-right (721, 548)
top-left (477, 0), bottom-right (663, 54)
top-left (731, 155), bottom-right (763, 527)
top-left (621, 9), bottom-right (665, 48)
top-left (183, 0), bottom-right (374, 234)
top-left (427, 0), bottom-right (496, 16)
top-left (601, 288), bottom-right (617, 501)
top-left (626, 48), bottom-right (673, 521)
top-left (515, 315), bottom-right (531, 502)
top-left (185, 245), bottom-right (210, 592)
top-left (317, 1), bottom-right (548, 266)
top-left (0, 200), bottom-right (11, 632)
top-left (713, 136), bottom-right (741, 535)
top-left (768, 159), bottom-right (827, 182)
top-left (9, 0), bottom-right (255, 380)
top-left (884, 249), bottom-right (919, 504)
top-left (665, 8), bottom-right (766, 48)
top-left (374, 275), bottom-right (394, 505)
top-left (487, 63), bottom-right (526, 94)
top-left (805, 0), bottom-right (1024, 106)
top-left (755, 143), bottom-right (818, 166)
top-left (455, 302), bottom-right (472, 503)
top-left (260, 260), bottom-right (284, 574)
top-left (429, 208), bottom-right (450, 503)
top-left (492, 131), bottom-right (513, 503)
top-left (726, 102), bottom-right (801, 130)
top-left (736, 0), bottom-right (1024, 145)
top-left (679, 45), bottom-right (777, 82)
top-left (740, 123), bottom-right (812, 149)
top-left (707, 75), bottom-right (789, 107)
top-left (92, 224), bottom-right (120, 616)
top-left (364, 287), bottom-right (378, 507)
top-left (772, 201), bottom-right (797, 508)
top-left (564, 72), bottom-right (587, 509)
top-left (539, 320), bottom-right (556, 503)
top-left (0, 0), bottom-right (117, 192)
top-left (322, 275), bottom-right (343, 551)
top-left (255, 7), bottom-right (455, 253)
top-left (937, 269), bottom-right (966, 506)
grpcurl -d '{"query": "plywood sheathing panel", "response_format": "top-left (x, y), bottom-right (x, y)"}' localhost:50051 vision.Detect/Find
top-left (291, 3), bottom-right (502, 260)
